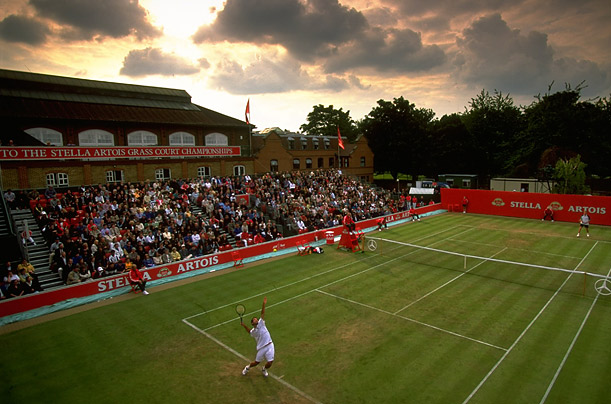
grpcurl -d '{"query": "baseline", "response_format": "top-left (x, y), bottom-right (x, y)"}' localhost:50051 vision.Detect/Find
top-left (182, 318), bottom-right (323, 404)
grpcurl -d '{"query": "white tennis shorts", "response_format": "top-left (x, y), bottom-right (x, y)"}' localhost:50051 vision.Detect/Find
top-left (255, 342), bottom-right (275, 363)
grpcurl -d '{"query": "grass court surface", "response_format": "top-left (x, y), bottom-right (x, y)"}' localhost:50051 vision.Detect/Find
top-left (2, 213), bottom-right (610, 404)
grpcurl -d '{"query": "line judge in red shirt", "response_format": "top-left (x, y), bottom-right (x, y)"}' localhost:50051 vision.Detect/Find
top-left (129, 266), bottom-right (149, 295)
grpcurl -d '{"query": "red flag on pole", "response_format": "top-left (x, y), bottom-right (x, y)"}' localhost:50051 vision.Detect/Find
top-left (245, 99), bottom-right (250, 125)
top-left (337, 127), bottom-right (345, 149)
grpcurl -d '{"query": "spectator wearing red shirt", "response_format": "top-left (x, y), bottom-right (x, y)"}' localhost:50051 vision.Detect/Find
top-left (462, 196), bottom-right (469, 213)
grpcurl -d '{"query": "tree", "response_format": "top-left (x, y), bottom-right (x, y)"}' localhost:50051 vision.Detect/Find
top-left (553, 155), bottom-right (590, 194)
top-left (428, 114), bottom-right (478, 175)
top-left (300, 105), bottom-right (357, 141)
top-left (360, 97), bottom-right (435, 180)
top-left (461, 90), bottom-right (524, 177)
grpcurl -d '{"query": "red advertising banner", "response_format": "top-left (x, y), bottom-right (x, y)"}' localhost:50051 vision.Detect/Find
top-left (0, 204), bottom-right (441, 319)
top-left (0, 146), bottom-right (241, 160)
top-left (441, 188), bottom-right (610, 225)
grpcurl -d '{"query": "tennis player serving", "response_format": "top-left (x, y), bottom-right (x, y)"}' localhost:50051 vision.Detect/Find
top-left (241, 297), bottom-right (275, 377)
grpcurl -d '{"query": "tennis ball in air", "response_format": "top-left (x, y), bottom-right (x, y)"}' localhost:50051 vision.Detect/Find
top-left (273, 248), bottom-right (277, 252)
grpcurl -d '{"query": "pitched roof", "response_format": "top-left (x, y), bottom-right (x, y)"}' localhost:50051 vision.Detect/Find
top-left (0, 69), bottom-right (247, 128)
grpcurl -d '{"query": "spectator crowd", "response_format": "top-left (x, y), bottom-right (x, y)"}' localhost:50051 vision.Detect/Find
top-left (2, 169), bottom-right (425, 296)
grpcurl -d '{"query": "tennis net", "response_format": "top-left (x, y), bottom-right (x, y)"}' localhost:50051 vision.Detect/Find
top-left (363, 236), bottom-right (611, 299)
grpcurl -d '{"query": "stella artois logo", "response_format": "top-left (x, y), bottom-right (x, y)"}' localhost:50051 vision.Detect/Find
top-left (156, 267), bottom-right (172, 278)
top-left (548, 201), bottom-right (563, 211)
top-left (492, 198), bottom-right (505, 207)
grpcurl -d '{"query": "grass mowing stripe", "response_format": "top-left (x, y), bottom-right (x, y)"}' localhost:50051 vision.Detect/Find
top-left (184, 223), bottom-right (471, 324)
top-left (446, 238), bottom-right (584, 260)
top-left (182, 318), bottom-right (324, 404)
top-left (462, 241), bottom-right (600, 404)
top-left (316, 289), bottom-right (507, 352)
top-left (393, 247), bottom-right (508, 315)
top-left (539, 263), bottom-right (611, 404)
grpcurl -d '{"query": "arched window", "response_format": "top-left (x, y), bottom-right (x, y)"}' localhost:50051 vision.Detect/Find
top-left (306, 158), bottom-right (312, 168)
top-left (205, 132), bottom-right (228, 146)
top-left (197, 166), bottom-right (211, 178)
top-left (287, 137), bottom-right (295, 150)
top-left (169, 132), bottom-right (195, 145)
top-left (233, 165), bottom-right (246, 176)
top-left (155, 168), bottom-right (171, 181)
top-left (293, 158), bottom-right (300, 170)
top-left (78, 129), bottom-right (115, 146)
top-left (25, 127), bottom-right (63, 146)
top-left (270, 159), bottom-right (278, 172)
top-left (46, 172), bottom-right (69, 187)
top-left (127, 131), bottom-right (158, 146)
top-left (106, 170), bottom-right (124, 183)
top-left (301, 137), bottom-right (308, 150)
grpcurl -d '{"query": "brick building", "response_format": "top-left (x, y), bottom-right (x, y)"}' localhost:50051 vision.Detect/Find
top-left (251, 127), bottom-right (374, 182)
top-left (0, 69), bottom-right (374, 189)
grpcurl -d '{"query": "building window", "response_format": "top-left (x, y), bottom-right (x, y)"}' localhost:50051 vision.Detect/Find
top-left (287, 137), bottom-right (295, 150)
top-left (446, 179), bottom-right (454, 186)
top-left (169, 132), bottom-right (195, 145)
top-left (106, 170), bottom-right (124, 183)
top-left (324, 139), bottom-right (330, 150)
top-left (197, 166), bottom-right (211, 178)
top-left (360, 157), bottom-right (366, 167)
top-left (329, 157), bottom-right (334, 167)
top-left (342, 157), bottom-right (349, 168)
top-left (463, 179), bottom-right (471, 188)
top-left (293, 159), bottom-right (300, 170)
top-left (46, 172), bottom-right (69, 187)
top-left (79, 129), bottom-right (115, 146)
top-left (155, 168), bottom-right (171, 181)
top-left (205, 132), bottom-right (228, 146)
top-left (306, 158), bottom-right (312, 169)
top-left (301, 138), bottom-right (308, 150)
top-left (233, 165), bottom-right (246, 176)
top-left (313, 138), bottom-right (319, 150)
top-left (270, 160), bottom-right (278, 172)
top-left (25, 127), bottom-right (63, 146)
top-left (127, 131), bottom-right (158, 145)
top-left (317, 158), bottom-right (324, 168)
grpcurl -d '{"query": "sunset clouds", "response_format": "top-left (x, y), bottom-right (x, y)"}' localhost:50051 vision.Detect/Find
top-left (0, 0), bottom-right (609, 130)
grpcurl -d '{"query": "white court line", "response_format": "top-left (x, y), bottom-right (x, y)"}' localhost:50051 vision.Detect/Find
top-left (462, 241), bottom-right (599, 404)
top-left (539, 261), bottom-right (611, 404)
top-left (393, 247), bottom-right (508, 315)
top-left (182, 318), bottom-right (323, 404)
top-left (181, 225), bottom-right (478, 403)
top-left (184, 224), bottom-right (471, 323)
top-left (316, 289), bottom-right (507, 352)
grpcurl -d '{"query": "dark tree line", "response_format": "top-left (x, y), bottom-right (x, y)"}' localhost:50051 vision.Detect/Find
top-left (301, 85), bottom-right (611, 187)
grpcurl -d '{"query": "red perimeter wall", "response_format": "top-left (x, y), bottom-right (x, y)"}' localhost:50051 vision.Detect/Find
top-left (441, 188), bottom-right (610, 225)
top-left (0, 203), bottom-right (441, 319)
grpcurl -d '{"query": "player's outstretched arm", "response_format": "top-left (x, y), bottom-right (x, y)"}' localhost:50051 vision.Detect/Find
top-left (241, 322), bottom-right (251, 333)
top-left (261, 297), bottom-right (267, 320)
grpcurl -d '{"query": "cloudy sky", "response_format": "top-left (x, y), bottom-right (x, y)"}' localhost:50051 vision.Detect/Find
top-left (1, 0), bottom-right (610, 132)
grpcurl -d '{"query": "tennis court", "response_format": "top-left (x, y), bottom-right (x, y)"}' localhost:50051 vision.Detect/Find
top-left (2, 213), bottom-right (611, 403)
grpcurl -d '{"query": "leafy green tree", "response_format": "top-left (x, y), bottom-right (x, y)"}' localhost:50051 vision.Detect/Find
top-left (522, 83), bottom-right (611, 177)
top-left (429, 114), bottom-right (478, 175)
top-left (553, 155), bottom-right (590, 194)
top-left (360, 97), bottom-right (435, 180)
top-left (461, 90), bottom-right (524, 177)
top-left (300, 105), bottom-right (357, 141)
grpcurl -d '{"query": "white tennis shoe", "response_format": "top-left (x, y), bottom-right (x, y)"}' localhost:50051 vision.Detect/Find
top-left (242, 365), bottom-right (249, 375)
top-left (261, 368), bottom-right (268, 377)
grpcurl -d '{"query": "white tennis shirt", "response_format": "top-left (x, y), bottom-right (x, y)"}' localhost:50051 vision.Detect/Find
top-left (250, 319), bottom-right (273, 350)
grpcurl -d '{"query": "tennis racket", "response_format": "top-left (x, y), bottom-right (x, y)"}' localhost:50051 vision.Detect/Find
top-left (235, 304), bottom-right (246, 323)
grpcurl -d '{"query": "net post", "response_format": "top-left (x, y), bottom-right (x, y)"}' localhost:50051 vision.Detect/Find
top-left (583, 272), bottom-right (587, 296)
top-left (464, 255), bottom-right (467, 269)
